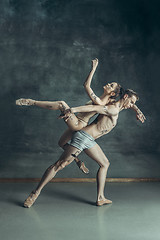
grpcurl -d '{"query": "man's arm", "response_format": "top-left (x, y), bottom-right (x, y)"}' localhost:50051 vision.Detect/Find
top-left (71, 104), bottom-right (118, 116)
top-left (58, 104), bottom-right (118, 122)
top-left (84, 59), bottom-right (104, 105)
top-left (131, 104), bottom-right (146, 123)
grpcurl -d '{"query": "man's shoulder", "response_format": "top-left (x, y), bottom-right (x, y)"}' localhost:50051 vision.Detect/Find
top-left (104, 104), bottom-right (119, 115)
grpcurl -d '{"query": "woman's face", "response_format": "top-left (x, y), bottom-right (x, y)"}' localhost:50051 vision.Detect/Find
top-left (103, 82), bottom-right (117, 95)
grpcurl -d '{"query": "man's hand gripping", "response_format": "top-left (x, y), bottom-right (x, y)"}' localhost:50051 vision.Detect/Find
top-left (58, 108), bottom-right (73, 122)
top-left (132, 104), bottom-right (146, 123)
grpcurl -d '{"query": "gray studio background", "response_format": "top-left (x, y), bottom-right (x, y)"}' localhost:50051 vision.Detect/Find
top-left (0, 0), bottom-right (159, 178)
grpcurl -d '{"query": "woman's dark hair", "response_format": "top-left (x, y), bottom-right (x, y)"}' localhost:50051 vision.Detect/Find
top-left (110, 83), bottom-right (125, 102)
top-left (109, 85), bottom-right (139, 103)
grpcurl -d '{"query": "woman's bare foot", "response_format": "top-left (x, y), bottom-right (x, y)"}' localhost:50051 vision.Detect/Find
top-left (16, 98), bottom-right (35, 106)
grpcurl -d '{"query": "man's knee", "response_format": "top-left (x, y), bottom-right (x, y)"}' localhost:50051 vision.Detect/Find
top-left (102, 159), bottom-right (110, 169)
top-left (59, 161), bottom-right (66, 170)
top-left (47, 164), bottom-right (56, 172)
top-left (54, 159), bottom-right (71, 171)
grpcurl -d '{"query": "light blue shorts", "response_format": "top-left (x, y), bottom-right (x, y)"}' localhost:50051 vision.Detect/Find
top-left (70, 130), bottom-right (96, 151)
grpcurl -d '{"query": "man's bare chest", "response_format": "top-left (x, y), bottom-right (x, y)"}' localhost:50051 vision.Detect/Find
top-left (96, 115), bottom-right (117, 133)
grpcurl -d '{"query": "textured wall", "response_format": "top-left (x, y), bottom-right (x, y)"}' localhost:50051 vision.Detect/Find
top-left (0, 0), bottom-right (160, 178)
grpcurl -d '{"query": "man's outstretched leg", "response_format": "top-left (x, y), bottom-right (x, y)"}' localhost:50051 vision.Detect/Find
top-left (24, 146), bottom-right (81, 208)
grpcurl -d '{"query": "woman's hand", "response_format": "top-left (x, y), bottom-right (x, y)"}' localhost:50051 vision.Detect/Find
top-left (92, 58), bottom-right (98, 70)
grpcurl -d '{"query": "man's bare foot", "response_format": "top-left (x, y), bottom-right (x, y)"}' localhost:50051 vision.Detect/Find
top-left (74, 159), bottom-right (89, 174)
top-left (79, 162), bottom-right (89, 174)
top-left (96, 198), bottom-right (112, 206)
top-left (24, 190), bottom-right (40, 208)
top-left (16, 98), bottom-right (35, 106)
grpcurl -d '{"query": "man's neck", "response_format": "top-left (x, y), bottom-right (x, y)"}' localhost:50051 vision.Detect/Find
top-left (118, 99), bottom-right (125, 111)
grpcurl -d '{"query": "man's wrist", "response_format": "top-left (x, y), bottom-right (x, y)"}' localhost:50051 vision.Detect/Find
top-left (132, 104), bottom-right (138, 112)
top-left (70, 107), bottom-right (74, 113)
top-left (133, 106), bottom-right (142, 115)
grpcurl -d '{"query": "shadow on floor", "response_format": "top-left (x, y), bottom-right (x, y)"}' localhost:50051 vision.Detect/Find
top-left (46, 188), bottom-right (96, 206)
top-left (7, 190), bottom-right (95, 207)
top-left (8, 198), bottom-right (24, 207)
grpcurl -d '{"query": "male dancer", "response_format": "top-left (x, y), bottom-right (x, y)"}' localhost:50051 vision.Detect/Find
top-left (58, 58), bottom-right (122, 174)
top-left (16, 89), bottom-right (145, 207)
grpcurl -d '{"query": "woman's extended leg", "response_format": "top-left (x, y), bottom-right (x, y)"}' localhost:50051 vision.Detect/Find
top-left (23, 145), bottom-right (82, 208)
top-left (84, 144), bottom-right (112, 206)
top-left (16, 98), bottom-right (86, 131)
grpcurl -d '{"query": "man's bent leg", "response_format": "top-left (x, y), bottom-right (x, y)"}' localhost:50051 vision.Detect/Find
top-left (58, 129), bottom-right (89, 174)
top-left (84, 144), bottom-right (112, 206)
top-left (24, 146), bottom-right (81, 208)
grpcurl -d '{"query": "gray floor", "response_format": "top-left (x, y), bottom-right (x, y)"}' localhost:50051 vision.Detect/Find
top-left (0, 182), bottom-right (160, 240)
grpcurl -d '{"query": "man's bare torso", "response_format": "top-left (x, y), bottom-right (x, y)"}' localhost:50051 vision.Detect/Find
top-left (77, 111), bottom-right (97, 123)
top-left (83, 113), bottom-right (119, 139)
